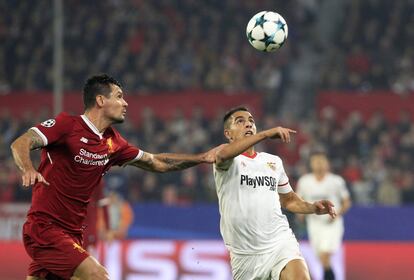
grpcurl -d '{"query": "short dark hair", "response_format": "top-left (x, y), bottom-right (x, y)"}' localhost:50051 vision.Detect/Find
top-left (83, 74), bottom-right (121, 110)
top-left (223, 106), bottom-right (249, 128)
top-left (309, 150), bottom-right (328, 158)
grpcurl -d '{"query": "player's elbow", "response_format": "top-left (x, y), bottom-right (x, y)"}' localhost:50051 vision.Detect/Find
top-left (215, 148), bottom-right (230, 165)
top-left (11, 133), bottom-right (31, 153)
top-left (10, 141), bottom-right (16, 153)
top-left (10, 138), bottom-right (20, 156)
top-left (152, 160), bottom-right (171, 173)
top-left (343, 198), bottom-right (352, 213)
top-left (155, 165), bottom-right (169, 173)
top-left (279, 194), bottom-right (296, 211)
top-left (280, 199), bottom-right (290, 210)
top-left (279, 193), bottom-right (294, 211)
top-left (215, 153), bottom-right (225, 165)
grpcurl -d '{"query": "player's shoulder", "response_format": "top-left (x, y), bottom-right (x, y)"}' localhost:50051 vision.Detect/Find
top-left (56, 111), bottom-right (74, 119)
top-left (327, 173), bottom-right (346, 184)
top-left (41, 112), bottom-right (76, 127)
top-left (297, 173), bottom-right (313, 184)
top-left (299, 173), bottom-right (313, 180)
top-left (55, 112), bottom-right (78, 123)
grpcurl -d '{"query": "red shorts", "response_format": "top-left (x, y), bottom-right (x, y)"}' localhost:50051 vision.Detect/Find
top-left (22, 217), bottom-right (89, 279)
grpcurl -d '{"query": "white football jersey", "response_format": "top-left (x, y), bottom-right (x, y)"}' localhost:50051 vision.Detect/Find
top-left (296, 173), bottom-right (350, 225)
top-left (213, 152), bottom-right (295, 255)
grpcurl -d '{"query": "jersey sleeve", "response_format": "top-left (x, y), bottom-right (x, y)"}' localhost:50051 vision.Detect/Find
top-left (277, 158), bottom-right (293, 194)
top-left (30, 112), bottom-right (74, 146)
top-left (214, 158), bottom-right (234, 172)
top-left (112, 134), bottom-right (142, 166)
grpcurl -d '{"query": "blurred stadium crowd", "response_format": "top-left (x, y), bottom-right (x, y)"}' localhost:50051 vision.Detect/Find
top-left (2, 0), bottom-right (414, 93)
top-left (1, 106), bottom-right (413, 205)
top-left (0, 0), bottom-right (413, 205)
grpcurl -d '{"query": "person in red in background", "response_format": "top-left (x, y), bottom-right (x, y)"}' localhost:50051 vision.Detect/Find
top-left (97, 191), bottom-right (134, 243)
top-left (10, 74), bottom-right (220, 280)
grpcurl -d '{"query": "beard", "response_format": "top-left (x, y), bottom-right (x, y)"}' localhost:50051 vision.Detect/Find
top-left (111, 115), bottom-right (125, 124)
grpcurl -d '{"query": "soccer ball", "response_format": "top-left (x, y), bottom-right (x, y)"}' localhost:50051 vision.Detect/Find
top-left (246, 11), bottom-right (288, 52)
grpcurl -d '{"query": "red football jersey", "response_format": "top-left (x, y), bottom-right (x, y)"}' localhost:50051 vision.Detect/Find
top-left (28, 113), bottom-right (140, 234)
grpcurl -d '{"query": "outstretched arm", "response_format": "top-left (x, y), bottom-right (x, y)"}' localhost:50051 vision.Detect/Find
top-left (10, 129), bottom-right (49, 187)
top-left (280, 191), bottom-right (336, 219)
top-left (338, 197), bottom-right (352, 216)
top-left (215, 127), bottom-right (296, 167)
top-left (130, 145), bottom-right (222, 173)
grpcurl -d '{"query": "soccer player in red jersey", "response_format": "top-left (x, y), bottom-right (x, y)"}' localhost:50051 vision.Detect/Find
top-left (10, 74), bottom-right (219, 280)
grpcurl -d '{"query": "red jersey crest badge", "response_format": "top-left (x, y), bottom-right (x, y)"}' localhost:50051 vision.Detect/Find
top-left (107, 137), bottom-right (115, 153)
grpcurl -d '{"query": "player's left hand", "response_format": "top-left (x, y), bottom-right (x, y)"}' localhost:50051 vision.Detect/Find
top-left (268, 126), bottom-right (297, 143)
top-left (313, 200), bottom-right (336, 219)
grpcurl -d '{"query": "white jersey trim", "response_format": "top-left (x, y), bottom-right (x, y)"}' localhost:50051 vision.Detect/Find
top-left (81, 115), bottom-right (103, 139)
top-left (123, 150), bottom-right (144, 166)
top-left (30, 127), bottom-right (48, 146)
top-left (278, 182), bottom-right (293, 194)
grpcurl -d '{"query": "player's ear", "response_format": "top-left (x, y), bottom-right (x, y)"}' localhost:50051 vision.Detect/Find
top-left (96, 95), bottom-right (105, 107)
top-left (224, 129), bottom-right (232, 141)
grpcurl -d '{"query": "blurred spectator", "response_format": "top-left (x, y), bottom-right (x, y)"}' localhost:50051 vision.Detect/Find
top-left (376, 173), bottom-right (401, 206)
top-left (342, 155), bottom-right (362, 184)
top-left (98, 191), bottom-right (134, 242)
top-left (139, 173), bottom-right (161, 201)
top-left (161, 184), bottom-right (179, 206)
top-left (400, 173), bottom-right (414, 204)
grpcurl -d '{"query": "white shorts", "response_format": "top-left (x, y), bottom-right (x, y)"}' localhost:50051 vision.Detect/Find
top-left (230, 237), bottom-right (305, 280)
top-left (308, 222), bottom-right (344, 254)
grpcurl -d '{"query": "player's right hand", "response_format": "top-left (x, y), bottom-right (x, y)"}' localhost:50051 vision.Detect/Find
top-left (22, 168), bottom-right (49, 187)
top-left (313, 200), bottom-right (336, 219)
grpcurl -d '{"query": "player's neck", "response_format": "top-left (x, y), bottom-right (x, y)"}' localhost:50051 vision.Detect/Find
top-left (83, 111), bottom-right (110, 133)
top-left (243, 148), bottom-right (255, 157)
top-left (314, 172), bottom-right (326, 181)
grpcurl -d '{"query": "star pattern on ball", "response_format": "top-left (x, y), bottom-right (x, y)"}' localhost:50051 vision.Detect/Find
top-left (276, 20), bottom-right (286, 32)
top-left (247, 31), bottom-right (255, 42)
top-left (264, 34), bottom-right (275, 47)
top-left (255, 15), bottom-right (266, 27)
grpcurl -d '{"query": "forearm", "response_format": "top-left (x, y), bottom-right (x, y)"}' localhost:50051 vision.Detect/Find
top-left (11, 136), bottom-right (35, 173)
top-left (338, 198), bottom-right (352, 216)
top-left (131, 151), bottom-right (208, 173)
top-left (280, 192), bottom-right (316, 214)
top-left (285, 200), bottom-right (316, 214)
top-left (11, 130), bottom-right (48, 187)
top-left (154, 153), bottom-right (206, 171)
top-left (217, 131), bottom-right (268, 161)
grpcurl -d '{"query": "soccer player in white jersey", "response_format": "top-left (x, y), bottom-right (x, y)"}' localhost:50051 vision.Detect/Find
top-left (213, 107), bottom-right (337, 280)
top-left (296, 152), bottom-right (351, 280)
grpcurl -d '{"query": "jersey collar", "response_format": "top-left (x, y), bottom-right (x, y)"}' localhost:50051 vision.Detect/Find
top-left (241, 151), bottom-right (257, 159)
top-left (81, 115), bottom-right (103, 139)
